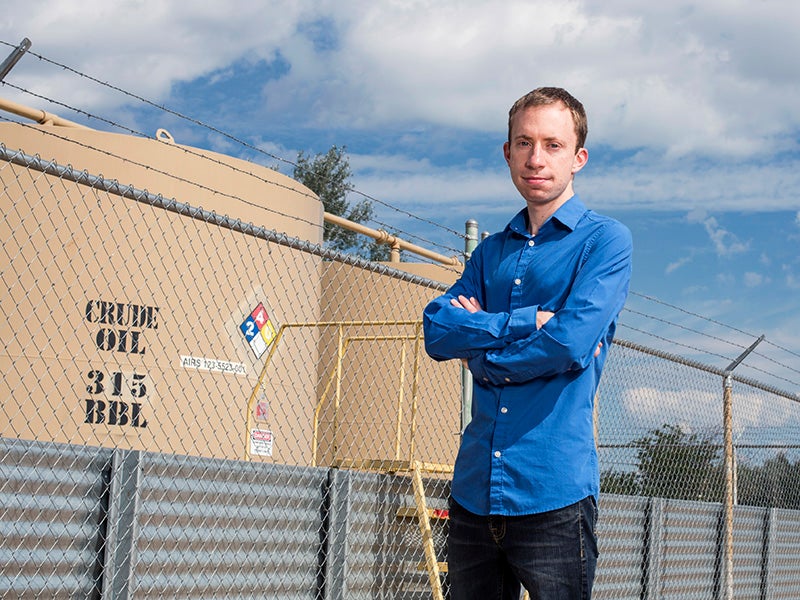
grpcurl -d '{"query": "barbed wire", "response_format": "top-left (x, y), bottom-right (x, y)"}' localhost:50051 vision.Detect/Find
top-left (629, 290), bottom-right (800, 361)
top-left (622, 306), bottom-right (749, 353)
top-left (0, 39), bottom-right (466, 252)
top-left (617, 322), bottom-right (735, 364)
top-left (1, 37), bottom-right (797, 391)
top-left (0, 113), bottom-right (326, 236)
top-left (366, 214), bottom-right (464, 257)
top-left (617, 321), bottom-right (799, 390)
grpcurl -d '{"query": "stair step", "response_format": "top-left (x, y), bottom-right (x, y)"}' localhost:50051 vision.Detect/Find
top-left (417, 561), bottom-right (448, 573)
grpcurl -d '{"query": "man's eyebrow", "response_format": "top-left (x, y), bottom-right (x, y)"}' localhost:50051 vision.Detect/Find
top-left (513, 133), bottom-right (565, 143)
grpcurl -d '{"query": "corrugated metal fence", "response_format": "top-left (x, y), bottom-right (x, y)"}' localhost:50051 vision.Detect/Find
top-left (2, 136), bottom-right (800, 599)
top-left (4, 438), bottom-right (800, 599)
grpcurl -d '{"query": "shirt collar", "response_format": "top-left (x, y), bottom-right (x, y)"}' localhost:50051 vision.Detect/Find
top-left (506, 195), bottom-right (587, 237)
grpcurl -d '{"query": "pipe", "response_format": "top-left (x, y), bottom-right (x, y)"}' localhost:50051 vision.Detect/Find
top-left (0, 95), bottom-right (90, 129)
top-left (323, 212), bottom-right (462, 267)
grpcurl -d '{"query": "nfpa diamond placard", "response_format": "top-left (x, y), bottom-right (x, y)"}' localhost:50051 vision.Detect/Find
top-left (240, 302), bottom-right (278, 358)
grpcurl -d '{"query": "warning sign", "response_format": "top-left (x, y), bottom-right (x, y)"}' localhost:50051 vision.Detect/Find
top-left (240, 302), bottom-right (278, 358)
top-left (255, 401), bottom-right (269, 422)
top-left (250, 429), bottom-right (273, 457)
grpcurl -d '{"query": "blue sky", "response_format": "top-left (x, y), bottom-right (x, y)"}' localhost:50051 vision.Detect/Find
top-left (1, 0), bottom-right (798, 391)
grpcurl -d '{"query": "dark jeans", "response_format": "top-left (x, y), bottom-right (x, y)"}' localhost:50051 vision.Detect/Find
top-left (447, 496), bottom-right (598, 600)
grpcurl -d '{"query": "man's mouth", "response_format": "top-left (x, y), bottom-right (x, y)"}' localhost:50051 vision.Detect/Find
top-left (524, 176), bottom-right (548, 185)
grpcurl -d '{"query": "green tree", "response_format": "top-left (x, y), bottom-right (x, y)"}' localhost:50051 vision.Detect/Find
top-left (738, 452), bottom-right (800, 509)
top-left (600, 469), bottom-right (640, 496)
top-left (293, 145), bottom-right (390, 260)
top-left (634, 423), bottom-right (723, 502)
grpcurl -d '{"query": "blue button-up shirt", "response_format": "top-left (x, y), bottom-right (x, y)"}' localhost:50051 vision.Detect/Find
top-left (423, 196), bottom-right (632, 516)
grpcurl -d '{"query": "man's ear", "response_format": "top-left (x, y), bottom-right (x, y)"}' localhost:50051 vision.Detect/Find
top-left (572, 147), bottom-right (588, 174)
top-left (503, 141), bottom-right (511, 165)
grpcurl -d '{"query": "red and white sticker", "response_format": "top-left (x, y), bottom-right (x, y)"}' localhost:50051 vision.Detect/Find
top-left (250, 428), bottom-right (273, 457)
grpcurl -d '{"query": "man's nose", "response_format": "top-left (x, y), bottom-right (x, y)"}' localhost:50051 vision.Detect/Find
top-left (525, 144), bottom-right (545, 167)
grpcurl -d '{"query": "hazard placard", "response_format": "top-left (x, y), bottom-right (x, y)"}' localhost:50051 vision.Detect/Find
top-left (240, 302), bottom-right (278, 358)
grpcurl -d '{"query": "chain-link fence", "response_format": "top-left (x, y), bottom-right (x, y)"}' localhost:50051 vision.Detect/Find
top-left (2, 126), bottom-right (800, 599)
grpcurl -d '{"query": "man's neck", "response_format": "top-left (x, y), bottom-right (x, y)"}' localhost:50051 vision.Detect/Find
top-left (526, 196), bottom-right (571, 235)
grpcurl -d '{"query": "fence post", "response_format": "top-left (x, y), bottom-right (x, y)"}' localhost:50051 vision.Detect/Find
top-left (323, 468), bottom-right (352, 600)
top-left (102, 449), bottom-right (141, 600)
top-left (722, 374), bottom-right (735, 600)
top-left (721, 334), bottom-right (766, 600)
top-left (760, 507), bottom-right (775, 600)
top-left (0, 38), bottom-right (31, 82)
top-left (461, 219), bottom-right (479, 433)
top-left (643, 496), bottom-right (664, 600)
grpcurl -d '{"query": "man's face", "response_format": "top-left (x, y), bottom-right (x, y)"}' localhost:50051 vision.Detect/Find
top-left (503, 102), bottom-right (588, 210)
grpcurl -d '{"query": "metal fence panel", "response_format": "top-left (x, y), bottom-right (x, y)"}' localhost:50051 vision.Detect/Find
top-left (659, 500), bottom-right (723, 600)
top-left (764, 508), bottom-right (800, 599)
top-left (0, 438), bottom-right (111, 599)
top-left (131, 452), bottom-right (328, 599)
top-left (594, 494), bottom-right (648, 600)
top-left (730, 505), bottom-right (768, 600)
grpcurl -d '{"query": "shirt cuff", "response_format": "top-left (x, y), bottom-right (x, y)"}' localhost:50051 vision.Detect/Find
top-left (467, 354), bottom-right (490, 385)
top-left (507, 305), bottom-right (541, 339)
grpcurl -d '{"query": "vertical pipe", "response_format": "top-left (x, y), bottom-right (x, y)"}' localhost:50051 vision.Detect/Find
top-left (333, 325), bottom-right (344, 461)
top-left (395, 342), bottom-right (407, 461)
top-left (464, 219), bottom-right (479, 260)
top-left (722, 374), bottom-right (735, 600)
top-left (409, 323), bottom-right (422, 463)
top-left (462, 219), bottom-right (479, 432)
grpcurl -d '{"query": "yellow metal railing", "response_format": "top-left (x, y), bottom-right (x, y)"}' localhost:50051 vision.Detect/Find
top-left (243, 320), bottom-right (433, 465)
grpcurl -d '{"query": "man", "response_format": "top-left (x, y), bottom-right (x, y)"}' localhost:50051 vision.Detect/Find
top-left (422, 87), bottom-right (632, 599)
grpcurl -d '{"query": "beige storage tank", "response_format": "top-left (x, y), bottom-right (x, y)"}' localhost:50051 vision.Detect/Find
top-left (1, 116), bottom-right (462, 469)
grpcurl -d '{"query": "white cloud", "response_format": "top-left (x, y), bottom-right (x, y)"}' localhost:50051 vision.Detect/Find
top-left (702, 216), bottom-right (749, 256)
top-left (680, 284), bottom-right (709, 296)
top-left (743, 272), bottom-right (767, 288)
top-left (687, 209), bottom-right (708, 224)
top-left (621, 385), bottom-right (720, 431)
top-left (1, 2), bottom-right (317, 128)
top-left (784, 266), bottom-right (800, 290)
top-left (666, 256), bottom-right (692, 274)
top-left (621, 383), bottom-right (796, 436)
top-left (716, 273), bottom-right (736, 286)
top-left (3, 1), bottom-right (800, 220)
top-left (4, 1), bottom-right (800, 159)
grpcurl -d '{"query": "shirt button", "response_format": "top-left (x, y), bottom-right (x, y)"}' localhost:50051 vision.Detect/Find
top-left (528, 239), bottom-right (535, 247)
top-left (482, 377), bottom-right (489, 382)
top-left (514, 278), bottom-right (521, 285)
top-left (504, 377), bottom-right (511, 383)
top-left (500, 407), bottom-right (508, 414)
top-left (494, 451), bottom-right (502, 458)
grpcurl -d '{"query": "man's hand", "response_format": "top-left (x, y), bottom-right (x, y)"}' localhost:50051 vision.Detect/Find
top-left (450, 295), bottom-right (482, 313)
top-left (537, 310), bottom-right (554, 329)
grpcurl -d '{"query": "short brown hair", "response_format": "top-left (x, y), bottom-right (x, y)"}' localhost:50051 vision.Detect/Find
top-left (507, 87), bottom-right (587, 150)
